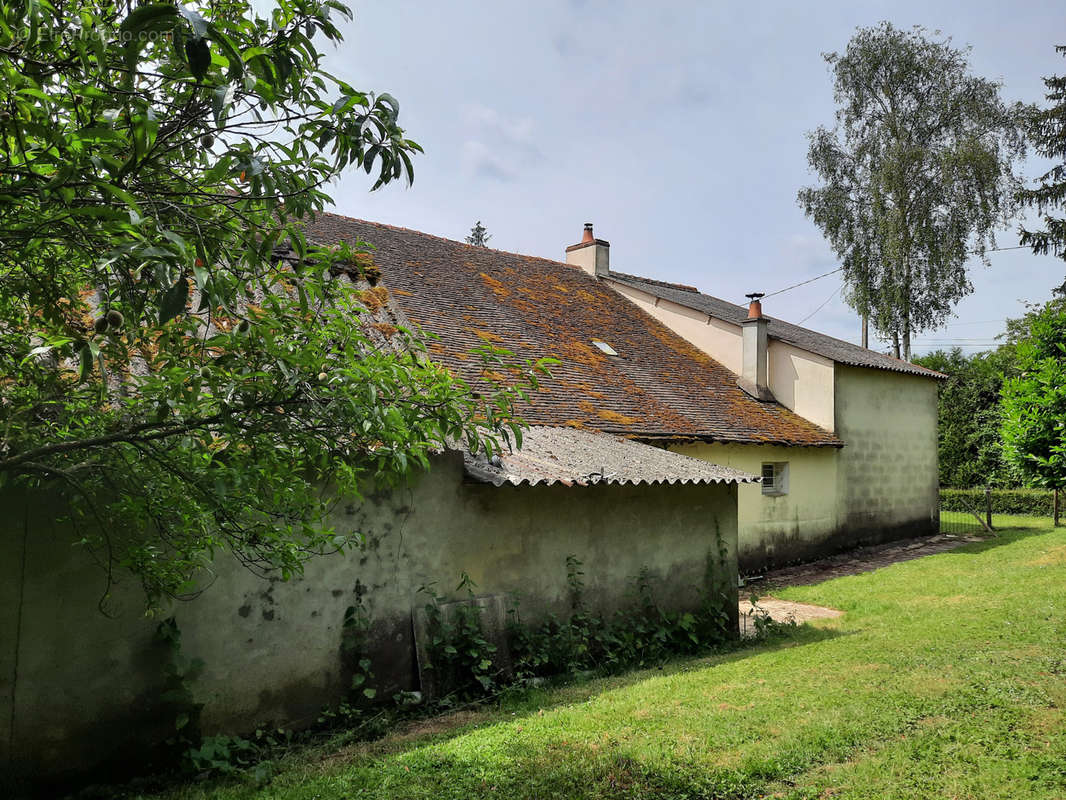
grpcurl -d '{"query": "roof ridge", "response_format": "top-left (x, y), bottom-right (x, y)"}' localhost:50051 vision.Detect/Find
top-left (315, 210), bottom-right (593, 275)
top-left (610, 270), bottom-right (700, 294)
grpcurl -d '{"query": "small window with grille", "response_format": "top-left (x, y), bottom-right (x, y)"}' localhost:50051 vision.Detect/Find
top-left (761, 462), bottom-right (789, 496)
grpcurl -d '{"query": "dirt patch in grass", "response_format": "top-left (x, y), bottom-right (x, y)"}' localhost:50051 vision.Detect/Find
top-left (1030, 544), bottom-right (1066, 566)
top-left (739, 597), bottom-right (843, 636)
top-left (310, 710), bottom-right (487, 773)
top-left (1027, 706), bottom-right (1064, 737)
top-left (391, 709), bottom-right (484, 742)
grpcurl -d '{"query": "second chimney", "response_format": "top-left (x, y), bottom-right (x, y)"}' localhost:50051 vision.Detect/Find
top-left (565, 223), bottom-right (610, 278)
top-left (738, 293), bottom-right (775, 402)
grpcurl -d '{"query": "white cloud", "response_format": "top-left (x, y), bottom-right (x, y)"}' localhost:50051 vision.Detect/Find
top-left (460, 105), bottom-right (542, 182)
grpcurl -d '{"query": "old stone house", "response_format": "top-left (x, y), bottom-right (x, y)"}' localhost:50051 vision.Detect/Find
top-left (2, 213), bottom-right (940, 789)
top-left (302, 215), bottom-right (918, 573)
top-left (3, 219), bottom-right (773, 787)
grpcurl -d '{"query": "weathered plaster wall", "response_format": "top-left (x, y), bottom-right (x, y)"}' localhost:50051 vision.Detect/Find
top-left (670, 442), bottom-right (839, 569)
top-left (0, 453), bottom-right (738, 787)
top-left (608, 282), bottom-right (835, 430)
top-left (834, 365), bottom-right (939, 539)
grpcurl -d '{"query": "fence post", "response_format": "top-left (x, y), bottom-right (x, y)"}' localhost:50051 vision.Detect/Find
top-left (1055, 487), bottom-right (1060, 527)
top-left (985, 486), bottom-right (993, 532)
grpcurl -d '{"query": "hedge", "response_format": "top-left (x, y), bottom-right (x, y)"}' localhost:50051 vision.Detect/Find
top-left (940, 488), bottom-right (1057, 516)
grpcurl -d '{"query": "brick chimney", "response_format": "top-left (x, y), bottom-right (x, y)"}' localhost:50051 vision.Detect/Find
top-left (565, 223), bottom-right (609, 278)
top-left (738, 292), bottom-right (774, 402)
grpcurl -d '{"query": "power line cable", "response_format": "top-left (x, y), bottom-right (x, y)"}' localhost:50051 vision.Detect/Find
top-left (761, 244), bottom-right (1033, 299)
top-left (763, 268), bottom-right (842, 299)
top-left (796, 285), bottom-right (842, 326)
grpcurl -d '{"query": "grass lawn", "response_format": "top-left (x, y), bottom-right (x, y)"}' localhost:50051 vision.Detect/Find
top-left (142, 519), bottom-right (1066, 800)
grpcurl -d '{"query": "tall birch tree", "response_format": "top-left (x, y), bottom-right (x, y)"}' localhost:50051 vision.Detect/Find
top-left (799, 22), bottom-right (1029, 360)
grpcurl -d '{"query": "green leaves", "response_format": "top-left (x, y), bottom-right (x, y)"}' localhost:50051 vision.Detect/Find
top-left (1001, 299), bottom-right (1066, 491)
top-left (159, 276), bottom-right (190, 325)
top-left (177, 5), bottom-right (209, 39)
top-left (0, 0), bottom-right (529, 611)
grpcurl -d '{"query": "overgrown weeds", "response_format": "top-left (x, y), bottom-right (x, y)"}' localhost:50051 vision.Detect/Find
top-left (147, 556), bottom-right (772, 787)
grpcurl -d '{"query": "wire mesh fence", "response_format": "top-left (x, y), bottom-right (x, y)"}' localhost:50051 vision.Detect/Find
top-left (939, 489), bottom-right (991, 536)
top-left (939, 508), bottom-right (986, 536)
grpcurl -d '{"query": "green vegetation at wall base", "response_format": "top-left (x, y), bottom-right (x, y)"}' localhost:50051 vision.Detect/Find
top-left (127, 519), bottom-right (1066, 800)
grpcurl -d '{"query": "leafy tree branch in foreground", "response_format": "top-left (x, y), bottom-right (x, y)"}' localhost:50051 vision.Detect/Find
top-left (0, 0), bottom-right (547, 606)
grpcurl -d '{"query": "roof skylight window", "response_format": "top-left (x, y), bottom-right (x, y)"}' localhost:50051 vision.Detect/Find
top-left (592, 340), bottom-right (618, 356)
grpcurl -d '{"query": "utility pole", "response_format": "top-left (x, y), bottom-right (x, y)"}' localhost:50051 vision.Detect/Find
top-left (861, 314), bottom-right (869, 349)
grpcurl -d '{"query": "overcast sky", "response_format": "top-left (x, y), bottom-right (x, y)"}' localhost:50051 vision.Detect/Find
top-left (320, 1), bottom-right (1065, 356)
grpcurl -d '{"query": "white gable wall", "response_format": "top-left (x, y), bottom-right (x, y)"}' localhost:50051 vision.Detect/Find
top-left (766, 340), bottom-right (835, 432)
top-left (610, 282), bottom-right (744, 372)
top-left (607, 280), bottom-right (835, 431)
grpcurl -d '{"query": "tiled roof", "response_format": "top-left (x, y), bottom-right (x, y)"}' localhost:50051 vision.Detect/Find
top-left (304, 214), bottom-right (842, 447)
top-left (608, 272), bottom-right (945, 380)
top-left (464, 426), bottom-right (758, 487)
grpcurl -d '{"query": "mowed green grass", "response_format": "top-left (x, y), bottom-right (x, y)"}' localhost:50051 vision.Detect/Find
top-left (146, 521), bottom-right (1066, 800)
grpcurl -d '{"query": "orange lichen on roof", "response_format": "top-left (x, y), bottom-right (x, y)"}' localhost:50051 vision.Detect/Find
top-left (356, 286), bottom-right (390, 311)
top-left (303, 213), bottom-right (843, 448)
top-left (597, 408), bottom-right (640, 425)
top-left (372, 322), bottom-right (398, 337)
top-left (479, 272), bottom-right (510, 298)
top-left (556, 340), bottom-right (603, 367)
top-left (562, 380), bottom-right (606, 400)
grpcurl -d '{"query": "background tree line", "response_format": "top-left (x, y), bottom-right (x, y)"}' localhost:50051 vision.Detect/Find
top-left (913, 44), bottom-right (1066, 496)
top-left (914, 284), bottom-right (1066, 489)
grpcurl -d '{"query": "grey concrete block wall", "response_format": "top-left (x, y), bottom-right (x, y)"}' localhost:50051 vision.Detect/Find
top-left (834, 365), bottom-right (940, 539)
top-left (0, 452), bottom-right (738, 788)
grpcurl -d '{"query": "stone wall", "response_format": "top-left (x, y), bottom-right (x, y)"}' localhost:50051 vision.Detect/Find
top-left (0, 452), bottom-right (738, 789)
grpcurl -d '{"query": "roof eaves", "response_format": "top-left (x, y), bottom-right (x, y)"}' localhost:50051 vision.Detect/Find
top-left (462, 426), bottom-right (761, 487)
top-left (633, 432), bottom-right (845, 448)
